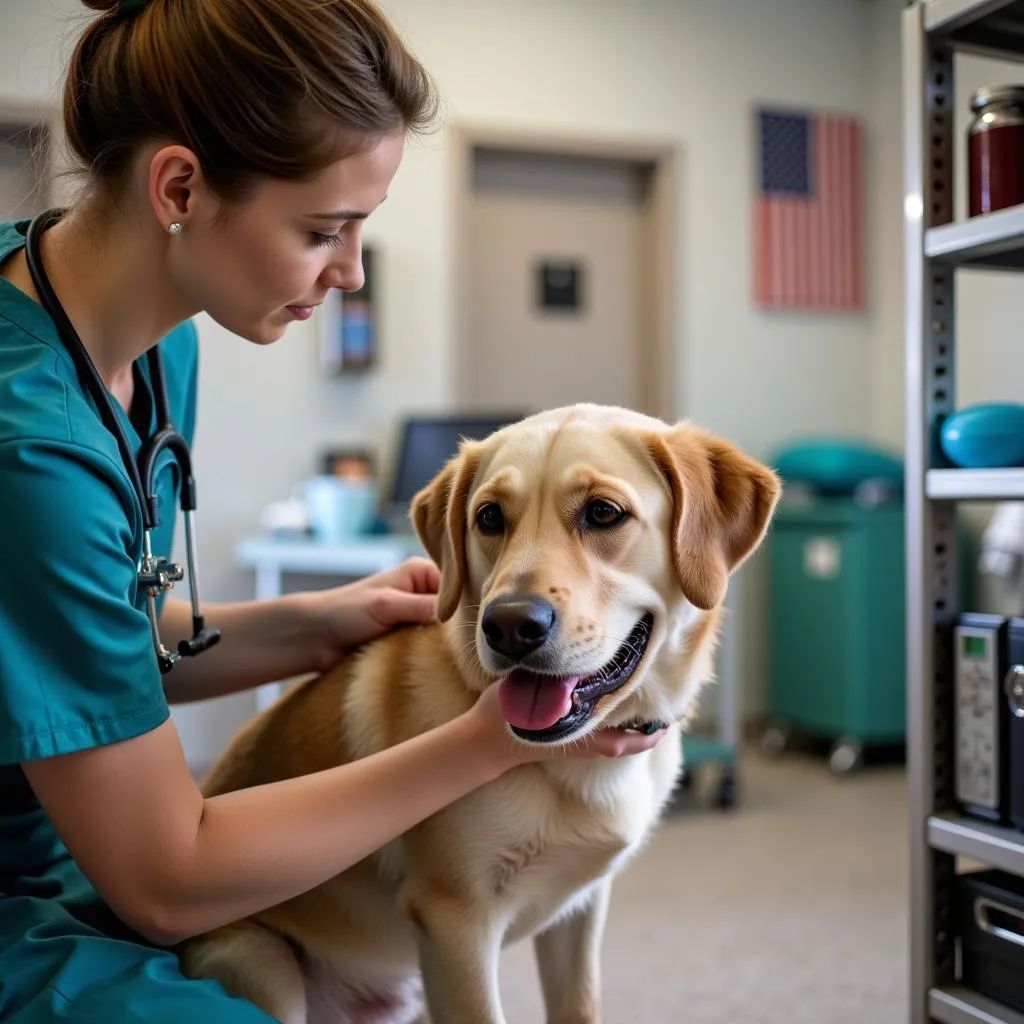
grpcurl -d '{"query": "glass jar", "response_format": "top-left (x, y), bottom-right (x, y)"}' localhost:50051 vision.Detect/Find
top-left (968, 84), bottom-right (1024, 217)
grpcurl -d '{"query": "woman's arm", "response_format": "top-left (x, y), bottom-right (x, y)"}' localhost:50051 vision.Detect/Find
top-left (157, 593), bottom-right (328, 702)
top-left (22, 689), bottom-right (664, 947)
top-left (159, 558), bottom-right (441, 703)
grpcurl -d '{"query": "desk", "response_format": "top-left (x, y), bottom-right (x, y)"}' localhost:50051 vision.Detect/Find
top-left (234, 534), bottom-right (425, 709)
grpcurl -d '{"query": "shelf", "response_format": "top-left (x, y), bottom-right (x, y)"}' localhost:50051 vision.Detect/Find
top-left (926, 0), bottom-right (1024, 60)
top-left (930, 985), bottom-right (1024, 1024)
top-left (926, 205), bottom-right (1024, 269)
top-left (927, 468), bottom-right (1024, 500)
top-left (929, 813), bottom-right (1024, 875)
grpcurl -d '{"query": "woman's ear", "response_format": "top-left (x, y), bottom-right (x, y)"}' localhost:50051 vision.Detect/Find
top-left (647, 424), bottom-right (782, 610)
top-left (410, 442), bottom-right (482, 622)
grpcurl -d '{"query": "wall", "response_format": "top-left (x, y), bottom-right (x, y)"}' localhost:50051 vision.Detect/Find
top-left (867, 0), bottom-right (907, 450)
top-left (2, 0), bottom-right (884, 764)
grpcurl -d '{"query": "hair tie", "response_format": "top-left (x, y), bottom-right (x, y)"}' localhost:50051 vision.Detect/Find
top-left (118, 0), bottom-right (149, 13)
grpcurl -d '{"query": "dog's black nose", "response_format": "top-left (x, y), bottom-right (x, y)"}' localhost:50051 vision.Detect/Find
top-left (481, 596), bottom-right (556, 660)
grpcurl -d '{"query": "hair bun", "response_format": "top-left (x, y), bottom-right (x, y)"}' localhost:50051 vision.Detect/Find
top-left (81, 0), bottom-right (121, 12)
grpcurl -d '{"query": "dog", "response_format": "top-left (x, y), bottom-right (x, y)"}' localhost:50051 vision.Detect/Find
top-left (179, 403), bottom-right (781, 1024)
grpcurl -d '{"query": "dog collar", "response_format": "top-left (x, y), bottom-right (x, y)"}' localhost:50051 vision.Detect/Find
top-left (618, 718), bottom-right (668, 735)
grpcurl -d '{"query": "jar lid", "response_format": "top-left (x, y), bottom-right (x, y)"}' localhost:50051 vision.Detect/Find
top-left (971, 84), bottom-right (1024, 112)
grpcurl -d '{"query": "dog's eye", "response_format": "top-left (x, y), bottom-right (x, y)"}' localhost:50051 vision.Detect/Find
top-left (475, 503), bottom-right (506, 535)
top-left (584, 499), bottom-right (628, 529)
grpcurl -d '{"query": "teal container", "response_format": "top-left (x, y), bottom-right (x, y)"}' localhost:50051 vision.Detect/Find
top-left (767, 497), bottom-right (906, 746)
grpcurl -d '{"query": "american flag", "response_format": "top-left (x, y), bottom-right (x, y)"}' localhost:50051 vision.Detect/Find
top-left (753, 107), bottom-right (864, 311)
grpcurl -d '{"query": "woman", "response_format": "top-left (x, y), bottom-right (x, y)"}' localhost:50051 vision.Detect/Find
top-left (0, 1), bottom-right (666, 1019)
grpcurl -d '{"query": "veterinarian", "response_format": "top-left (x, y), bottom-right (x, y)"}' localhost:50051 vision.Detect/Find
top-left (0, 0), bottom-right (668, 1020)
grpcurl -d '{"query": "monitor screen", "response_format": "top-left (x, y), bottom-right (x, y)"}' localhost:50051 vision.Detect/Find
top-left (391, 414), bottom-right (525, 506)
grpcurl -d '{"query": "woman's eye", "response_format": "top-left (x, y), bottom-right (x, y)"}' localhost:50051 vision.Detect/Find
top-left (584, 499), bottom-right (628, 529)
top-left (312, 232), bottom-right (343, 250)
top-left (475, 503), bottom-right (505, 535)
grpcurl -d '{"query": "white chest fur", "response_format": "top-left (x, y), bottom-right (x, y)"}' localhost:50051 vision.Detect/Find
top-left (433, 733), bottom-right (680, 943)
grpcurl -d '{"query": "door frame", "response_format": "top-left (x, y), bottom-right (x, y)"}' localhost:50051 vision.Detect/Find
top-left (449, 124), bottom-right (682, 423)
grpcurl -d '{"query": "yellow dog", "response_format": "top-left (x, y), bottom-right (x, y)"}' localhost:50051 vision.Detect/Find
top-left (181, 403), bottom-right (781, 1024)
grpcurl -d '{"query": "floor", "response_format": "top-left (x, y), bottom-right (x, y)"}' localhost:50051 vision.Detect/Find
top-left (496, 745), bottom-right (909, 1024)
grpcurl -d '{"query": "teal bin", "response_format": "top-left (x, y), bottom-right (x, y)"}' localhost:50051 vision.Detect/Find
top-left (765, 495), bottom-right (906, 772)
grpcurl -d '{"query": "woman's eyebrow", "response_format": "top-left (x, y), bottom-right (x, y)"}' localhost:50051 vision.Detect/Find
top-left (308, 196), bottom-right (387, 221)
top-left (308, 209), bottom-right (368, 220)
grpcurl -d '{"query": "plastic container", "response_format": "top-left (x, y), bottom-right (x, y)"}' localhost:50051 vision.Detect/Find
top-left (766, 497), bottom-right (907, 753)
top-left (940, 402), bottom-right (1024, 469)
top-left (968, 85), bottom-right (1024, 217)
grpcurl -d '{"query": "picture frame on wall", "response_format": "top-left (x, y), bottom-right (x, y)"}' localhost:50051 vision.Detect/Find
top-left (751, 103), bottom-right (865, 313)
top-left (318, 245), bottom-right (377, 374)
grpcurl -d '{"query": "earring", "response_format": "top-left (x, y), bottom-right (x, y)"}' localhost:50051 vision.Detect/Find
top-left (168, 222), bottom-right (183, 235)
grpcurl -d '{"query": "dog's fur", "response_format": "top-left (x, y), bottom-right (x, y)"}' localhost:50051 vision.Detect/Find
top-left (179, 403), bottom-right (781, 1024)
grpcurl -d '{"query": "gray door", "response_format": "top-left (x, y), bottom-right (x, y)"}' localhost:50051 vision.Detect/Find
top-left (463, 148), bottom-right (656, 415)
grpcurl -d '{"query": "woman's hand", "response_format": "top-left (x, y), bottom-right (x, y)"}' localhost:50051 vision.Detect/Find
top-left (310, 557), bottom-right (441, 665)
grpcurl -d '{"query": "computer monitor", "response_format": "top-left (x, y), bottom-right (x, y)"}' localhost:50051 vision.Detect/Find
top-left (389, 413), bottom-right (526, 510)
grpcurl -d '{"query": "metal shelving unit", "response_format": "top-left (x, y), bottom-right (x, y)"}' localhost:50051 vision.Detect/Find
top-left (904, 2), bottom-right (1024, 1022)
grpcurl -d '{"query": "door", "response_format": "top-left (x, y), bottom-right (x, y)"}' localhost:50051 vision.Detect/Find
top-left (462, 146), bottom-right (657, 416)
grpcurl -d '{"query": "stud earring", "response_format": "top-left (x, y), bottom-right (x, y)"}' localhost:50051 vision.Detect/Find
top-left (168, 222), bottom-right (183, 236)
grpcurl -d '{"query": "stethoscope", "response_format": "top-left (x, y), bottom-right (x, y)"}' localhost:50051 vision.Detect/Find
top-left (25, 208), bottom-right (220, 674)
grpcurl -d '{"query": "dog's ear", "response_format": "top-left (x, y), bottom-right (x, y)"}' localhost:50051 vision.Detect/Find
top-left (410, 442), bottom-right (482, 622)
top-left (647, 425), bottom-right (781, 610)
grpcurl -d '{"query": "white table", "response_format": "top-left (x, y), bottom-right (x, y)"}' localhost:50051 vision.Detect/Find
top-left (234, 534), bottom-right (426, 709)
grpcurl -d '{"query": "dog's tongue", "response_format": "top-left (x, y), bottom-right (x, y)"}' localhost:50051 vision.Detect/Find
top-left (499, 671), bottom-right (580, 731)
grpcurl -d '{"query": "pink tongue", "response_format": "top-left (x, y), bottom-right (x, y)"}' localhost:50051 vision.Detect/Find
top-left (499, 672), bottom-right (581, 731)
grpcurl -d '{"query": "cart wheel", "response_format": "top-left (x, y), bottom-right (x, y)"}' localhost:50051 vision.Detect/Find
top-left (760, 726), bottom-right (789, 759)
top-left (715, 772), bottom-right (738, 810)
top-left (828, 738), bottom-right (864, 776)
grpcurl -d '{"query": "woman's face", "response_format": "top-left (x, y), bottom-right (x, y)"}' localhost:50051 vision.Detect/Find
top-left (170, 131), bottom-right (405, 345)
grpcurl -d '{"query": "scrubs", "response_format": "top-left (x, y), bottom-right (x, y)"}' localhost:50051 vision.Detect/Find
top-left (0, 220), bottom-right (275, 1022)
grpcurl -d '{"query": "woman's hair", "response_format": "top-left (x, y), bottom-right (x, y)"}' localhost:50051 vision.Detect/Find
top-left (66, 0), bottom-right (439, 204)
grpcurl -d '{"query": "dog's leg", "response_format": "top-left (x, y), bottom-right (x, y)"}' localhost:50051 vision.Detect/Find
top-left (533, 879), bottom-right (612, 1024)
top-left (404, 887), bottom-right (505, 1024)
top-left (179, 921), bottom-right (307, 1024)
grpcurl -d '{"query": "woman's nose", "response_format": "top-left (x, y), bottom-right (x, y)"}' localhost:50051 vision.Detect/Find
top-left (321, 242), bottom-right (365, 293)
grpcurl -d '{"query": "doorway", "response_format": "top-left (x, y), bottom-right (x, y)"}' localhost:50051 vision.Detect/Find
top-left (451, 128), bottom-right (680, 422)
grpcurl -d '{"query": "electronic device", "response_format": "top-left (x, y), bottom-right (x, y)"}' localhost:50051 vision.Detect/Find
top-left (957, 869), bottom-right (1024, 1013)
top-left (1005, 618), bottom-right (1024, 831)
top-left (380, 413), bottom-right (526, 531)
top-left (954, 613), bottom-right (1011, 823)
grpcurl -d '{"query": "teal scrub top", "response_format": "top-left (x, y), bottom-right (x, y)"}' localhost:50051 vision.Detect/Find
top-left (0, 219), bottom-right (274, 1021)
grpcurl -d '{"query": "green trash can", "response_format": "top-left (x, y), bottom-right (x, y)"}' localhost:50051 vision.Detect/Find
top-left (764, 493), bottom-right (906, 773)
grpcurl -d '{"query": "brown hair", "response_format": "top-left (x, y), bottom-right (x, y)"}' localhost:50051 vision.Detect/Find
top-left (66, 0), bottom-right (439, 204)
